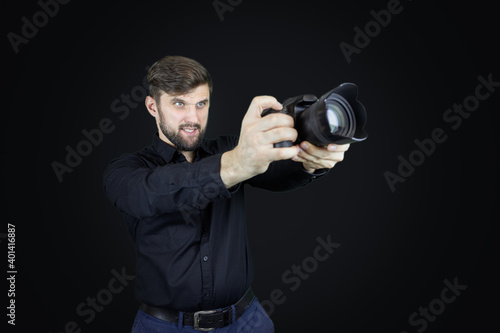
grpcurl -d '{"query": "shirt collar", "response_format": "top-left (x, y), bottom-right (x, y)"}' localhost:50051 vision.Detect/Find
top-left (152, 133), bottom-right (212, 163)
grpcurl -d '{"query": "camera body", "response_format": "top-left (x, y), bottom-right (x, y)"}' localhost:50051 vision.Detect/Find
top-left (262, 83), bottom-right (368, 148)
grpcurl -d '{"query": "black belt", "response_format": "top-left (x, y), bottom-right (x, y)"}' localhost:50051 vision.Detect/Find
top-left (140, 288), bottom-right (255, 331)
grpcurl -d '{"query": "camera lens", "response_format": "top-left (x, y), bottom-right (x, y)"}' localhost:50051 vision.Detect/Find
top-left (324, 95), bottom-right (356, 139)
top-left (326, 102), bottom-right (346, 134)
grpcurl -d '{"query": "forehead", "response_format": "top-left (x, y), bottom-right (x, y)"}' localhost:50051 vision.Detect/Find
top-left (160, 84), bottom-right (210, 103)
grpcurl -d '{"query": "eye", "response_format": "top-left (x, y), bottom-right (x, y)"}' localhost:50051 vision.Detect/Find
top-left (196, 102), bottom-right (206, 108)
top-left (174, 101), bottom-right (184, 107)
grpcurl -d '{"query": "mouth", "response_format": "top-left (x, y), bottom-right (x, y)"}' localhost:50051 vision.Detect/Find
top-left (180, 126), bottom-right (200, 136)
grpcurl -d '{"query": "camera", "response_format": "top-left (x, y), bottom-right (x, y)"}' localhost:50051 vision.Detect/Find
top-left (261, 83), bottom-right (368, 147)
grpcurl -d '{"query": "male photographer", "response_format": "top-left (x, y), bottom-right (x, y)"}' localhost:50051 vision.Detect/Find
top-left (103, 55), bottom-right (349, 332)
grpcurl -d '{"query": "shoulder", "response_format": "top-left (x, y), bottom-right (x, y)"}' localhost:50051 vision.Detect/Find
top-left (107, 144), bottom-right (164, 170)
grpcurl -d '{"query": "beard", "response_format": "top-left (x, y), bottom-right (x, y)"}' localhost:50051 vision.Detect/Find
top-left (158, 109), bottom-right (205, 151)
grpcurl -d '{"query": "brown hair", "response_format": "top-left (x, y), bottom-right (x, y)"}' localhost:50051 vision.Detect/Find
top-left (147, 55), bottom-right (213, 102)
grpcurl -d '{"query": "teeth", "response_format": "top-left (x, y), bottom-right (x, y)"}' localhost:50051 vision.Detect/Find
top-left (184, 128), bottom-right (195, 133)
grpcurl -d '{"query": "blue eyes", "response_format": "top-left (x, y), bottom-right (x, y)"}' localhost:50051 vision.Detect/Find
top-left (173, 102), bottom-right (206, 108)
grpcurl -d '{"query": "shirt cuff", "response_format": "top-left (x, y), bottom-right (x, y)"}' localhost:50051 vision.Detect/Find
top-left (205, 153), bottom-right (241, 199)
top-left (301, 166), bottom-right (329, 179)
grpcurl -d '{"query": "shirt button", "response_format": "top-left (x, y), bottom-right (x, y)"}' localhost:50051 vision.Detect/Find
top-left (203, 256), bottom-right (209, 262)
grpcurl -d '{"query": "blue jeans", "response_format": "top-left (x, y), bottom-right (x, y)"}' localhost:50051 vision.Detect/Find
top-left (131, 298), bottom-right (274, 333)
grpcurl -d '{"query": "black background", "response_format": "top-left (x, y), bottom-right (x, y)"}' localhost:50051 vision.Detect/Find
top-left (3, 0), bottom-right (499, 332)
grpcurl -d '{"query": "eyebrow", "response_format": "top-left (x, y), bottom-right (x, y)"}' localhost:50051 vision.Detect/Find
top-left (171, 97), bottom-right (186, 104)
top-left (170, 97), bottom-right (209, 104)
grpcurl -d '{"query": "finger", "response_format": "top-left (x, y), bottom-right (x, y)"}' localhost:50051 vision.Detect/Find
top-left (298, 147), bottom-right (345, 163)
top-left (291, 155), bottom-right (307, 163)
top-left (268, 145), bottom-right (300, 162)
top-left (260, 127), bottom-right (298, 146)
top-left (248, 96), bottom-right (283, 119)
top-left (299, 141), bottom-right (332, 159)
top-left (300, 141), bottom-right (350, 160)
top-left (327, 143), bottom-right (350, 152)
top-left (256, 112), bottom-right (294, 132)
top-left (296, 147), bottom-right (321, 163)
top-left (292, 155), bottom-right (336, 169)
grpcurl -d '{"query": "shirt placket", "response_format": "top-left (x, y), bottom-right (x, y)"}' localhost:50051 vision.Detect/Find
top-left (199, 212), bottom-right (213, 309)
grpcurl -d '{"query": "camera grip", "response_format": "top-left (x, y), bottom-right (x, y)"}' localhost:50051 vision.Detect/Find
top-left (261, 107), bottom-right (294, 148)
top-left (273, 141), bottom-right (293, 148)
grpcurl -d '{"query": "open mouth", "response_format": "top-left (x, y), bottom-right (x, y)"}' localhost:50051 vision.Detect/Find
top-left (180, 126), bottom-right (199, 135)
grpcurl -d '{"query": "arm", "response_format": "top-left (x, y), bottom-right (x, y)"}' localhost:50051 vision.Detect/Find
top-left (245, 158), bottom-right (328, 192)
top-left (103, 153), bottom-right (229, 219)
top-left (219, 96), bottom-right (350, 190)
top-left (220, 96), bottom-right (300, 188)
top-left (245, 141), bottom-right (350, 191)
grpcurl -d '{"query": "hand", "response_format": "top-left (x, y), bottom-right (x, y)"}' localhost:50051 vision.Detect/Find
top-left (221, 96), bottom-right (299, 187)
top-left (292, 141), bottom-right (350, 173)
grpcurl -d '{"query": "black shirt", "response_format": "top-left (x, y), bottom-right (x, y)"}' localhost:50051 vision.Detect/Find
top-left (103, 134), bottom-right (326, 311)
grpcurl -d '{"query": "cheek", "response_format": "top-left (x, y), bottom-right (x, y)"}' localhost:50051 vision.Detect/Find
top-left (200, 110), bottom-right (209, 124)
top-left (162, 109), bottom-right (182, 124)
top-left (159, 112), bottom-right (179, 131)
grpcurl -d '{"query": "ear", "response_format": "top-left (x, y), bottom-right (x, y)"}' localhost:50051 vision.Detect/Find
top-left (145, 96), bottom-right (159, 118)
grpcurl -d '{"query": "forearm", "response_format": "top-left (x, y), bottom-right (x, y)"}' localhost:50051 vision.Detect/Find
top-left (246, 158), bottom-right (328, 192)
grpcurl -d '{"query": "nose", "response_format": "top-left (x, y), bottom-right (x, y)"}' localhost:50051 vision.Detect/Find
top-left (184, 105), bottom-right (200, 123)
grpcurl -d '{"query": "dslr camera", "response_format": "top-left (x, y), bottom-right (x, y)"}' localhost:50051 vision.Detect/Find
top-left (262, 83), bottom-right (368, 147)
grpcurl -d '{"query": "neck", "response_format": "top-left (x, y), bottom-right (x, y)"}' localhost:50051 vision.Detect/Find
top-left (182, 151), bottom-right (195, 163)
top-left (158, 131), bottom-right (196, 163)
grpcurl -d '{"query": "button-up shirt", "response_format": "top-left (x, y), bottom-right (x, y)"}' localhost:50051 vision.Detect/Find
top-left (103, 134), bottom-right (326, 311)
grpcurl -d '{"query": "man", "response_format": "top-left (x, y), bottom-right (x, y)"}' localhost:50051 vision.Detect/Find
top-left (103, 55), bottom-right (349, 332)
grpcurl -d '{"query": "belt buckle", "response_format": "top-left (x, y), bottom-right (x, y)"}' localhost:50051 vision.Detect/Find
top-left (193, 309), bottom-right (217, 331)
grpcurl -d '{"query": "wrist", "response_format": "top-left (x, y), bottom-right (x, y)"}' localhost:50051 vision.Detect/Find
top-left (302, 163), bottom-right (316, 174)
top-left (220, 148), bottom-right (251, 188)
